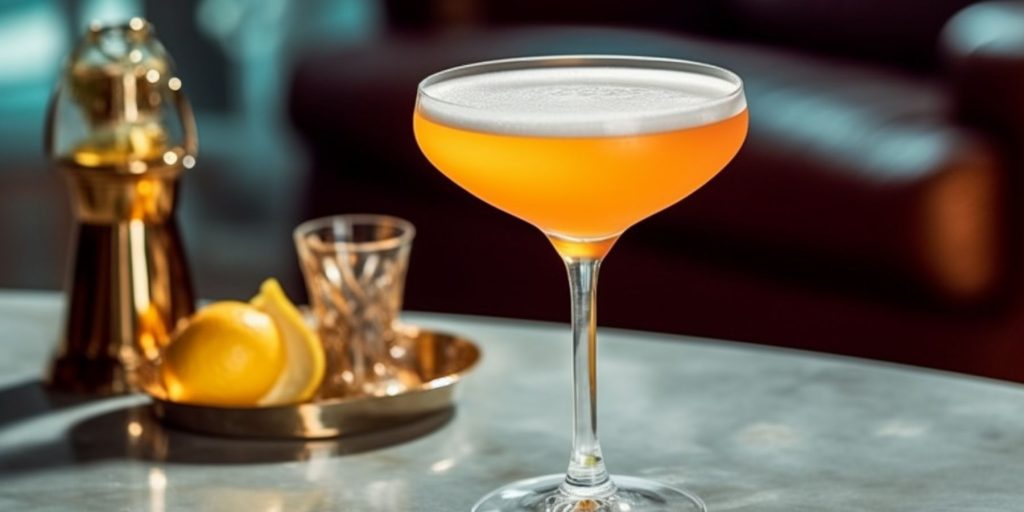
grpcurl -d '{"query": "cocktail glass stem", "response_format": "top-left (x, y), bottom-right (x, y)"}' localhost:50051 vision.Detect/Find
top-left (560, 254), bottom-right (615, 499)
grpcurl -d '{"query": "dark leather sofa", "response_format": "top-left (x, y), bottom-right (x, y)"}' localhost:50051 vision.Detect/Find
top-left (288, 1), bottom-right (1024, 381)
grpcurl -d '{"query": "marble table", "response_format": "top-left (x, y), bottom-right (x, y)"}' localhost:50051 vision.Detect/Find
top-left (0, 290), bottom-right (1022, 511)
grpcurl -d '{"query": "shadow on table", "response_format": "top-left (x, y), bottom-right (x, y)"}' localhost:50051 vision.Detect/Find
top-left (0, 379), bottom-right (101, 429)
top-left (0, 398), bottom-right (453, 477)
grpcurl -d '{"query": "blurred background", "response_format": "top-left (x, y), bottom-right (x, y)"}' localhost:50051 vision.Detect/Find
top-left (0, 0), bottom-right (380, 297)
top-left (2, 0), bottom-right (1024, 381)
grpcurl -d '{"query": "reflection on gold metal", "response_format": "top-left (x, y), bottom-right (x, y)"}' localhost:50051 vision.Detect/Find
top-left (139, 326), bottom-right (480, 439)
top-left (45, 19), bottom-right (197, 394)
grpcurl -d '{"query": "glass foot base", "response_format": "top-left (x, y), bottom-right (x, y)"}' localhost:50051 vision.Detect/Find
top-left (471, 474), bottom-right (706, 512)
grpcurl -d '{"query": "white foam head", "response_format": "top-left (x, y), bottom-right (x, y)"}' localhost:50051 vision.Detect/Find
top-left (417, 56), bottom-right (746, 137)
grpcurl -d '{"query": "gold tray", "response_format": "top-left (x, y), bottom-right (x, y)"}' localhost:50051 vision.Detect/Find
top-left (139, 325), bottom-right (480, 439)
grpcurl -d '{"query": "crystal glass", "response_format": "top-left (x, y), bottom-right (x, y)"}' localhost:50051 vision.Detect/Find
top-left (294, 214), bottom-right (418, 398)
top-left (413, 56), bottom-right (748, 511)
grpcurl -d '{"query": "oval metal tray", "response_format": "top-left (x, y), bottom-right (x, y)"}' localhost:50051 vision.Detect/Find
top-left (139, 325), bottom-right (480, 439)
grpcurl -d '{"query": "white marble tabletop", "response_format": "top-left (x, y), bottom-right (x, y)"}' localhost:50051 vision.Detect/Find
top-left (0, 290), bottom-right (1022, 511)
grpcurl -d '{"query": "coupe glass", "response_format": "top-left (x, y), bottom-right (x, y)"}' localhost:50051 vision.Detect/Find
top-left (413, 56), bottom-right (748, 511)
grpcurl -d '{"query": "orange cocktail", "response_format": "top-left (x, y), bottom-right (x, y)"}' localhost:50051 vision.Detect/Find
top-left (414, 109), bottom-right (747, 242)
top-left (413, 56), bottom-right (748, 512)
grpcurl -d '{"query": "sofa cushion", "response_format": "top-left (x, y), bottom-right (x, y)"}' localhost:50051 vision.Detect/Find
top-left (384, 0), bottom-right (719, 33)
top-left (289, 26), bottom-right (1005, 302)
top-left (382, 1), bottom-right (981, 69)
top-left (717, 0), bottom-right (980, 68)
top-left (644, 34), bottom-right (1005, 301)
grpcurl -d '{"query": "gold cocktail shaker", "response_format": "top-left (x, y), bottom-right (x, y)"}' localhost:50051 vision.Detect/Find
top-left (45, 18), bottom-right (198, 394)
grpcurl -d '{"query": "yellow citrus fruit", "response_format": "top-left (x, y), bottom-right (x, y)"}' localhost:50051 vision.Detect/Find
top-left (251, 278), bottom-right (326, 405)
top-left (160, 301), bottom-right (284, 406)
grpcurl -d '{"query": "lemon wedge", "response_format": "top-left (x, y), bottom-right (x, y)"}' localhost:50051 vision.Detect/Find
top-left (159, 280), bottom-right (325, 407)
top-left (160, 301), bottom-right (284, 406)
top-left (251, 278), bottom-right (326, 405)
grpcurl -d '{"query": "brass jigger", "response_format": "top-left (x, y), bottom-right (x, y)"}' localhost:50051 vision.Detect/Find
top-left (45, 18), bottom-right (198, 394)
